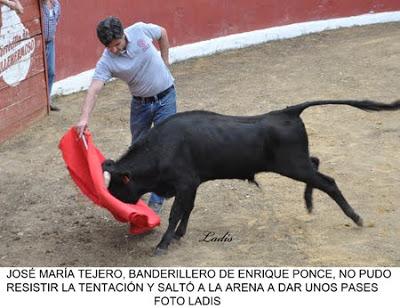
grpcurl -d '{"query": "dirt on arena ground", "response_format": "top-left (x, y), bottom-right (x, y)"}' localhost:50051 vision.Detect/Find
top-left (1, 22), bottom-right (399, 267)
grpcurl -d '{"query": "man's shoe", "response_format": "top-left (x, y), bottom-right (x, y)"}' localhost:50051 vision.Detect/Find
top-left (149, 202), bottom-right (163, 215)
top-left (50, 104), bottom-right (60, 111)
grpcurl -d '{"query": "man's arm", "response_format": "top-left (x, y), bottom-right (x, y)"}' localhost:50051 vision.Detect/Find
top-left (0, 0), bottom-right (24, 14)
top-left (158, 27), bottom-right (170, 66)
top-left (55, 0), bottom-right (61, 22)
top-left (76, 79), bottom-right (105, 138)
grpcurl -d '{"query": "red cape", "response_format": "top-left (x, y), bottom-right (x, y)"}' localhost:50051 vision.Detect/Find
top-left (59, 128), bottom-right (160, 234)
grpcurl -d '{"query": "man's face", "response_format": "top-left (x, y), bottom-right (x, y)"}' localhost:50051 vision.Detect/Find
top-left (107, 36), bottom-right (127, 55)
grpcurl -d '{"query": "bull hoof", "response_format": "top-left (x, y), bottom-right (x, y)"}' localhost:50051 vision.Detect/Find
top-left (356, 217), bottom-right (363, 227)
top-left (173, 234), bottom-right (182, 241)
top-left (154, 247), bottom-right (168, 256)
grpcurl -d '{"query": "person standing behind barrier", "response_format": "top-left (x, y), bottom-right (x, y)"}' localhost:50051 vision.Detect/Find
top-left (0, 0), bottom-right (23, 15)
top-left (41, 0), bottom-right (61, 111)
top-left (75, 16), bottom-right (177, 214)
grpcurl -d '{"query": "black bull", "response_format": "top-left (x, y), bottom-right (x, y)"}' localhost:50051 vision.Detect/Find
top-left (102, 99), bottom-right (400, 255)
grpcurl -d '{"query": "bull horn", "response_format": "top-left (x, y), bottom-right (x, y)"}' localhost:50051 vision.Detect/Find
top-left (103, 171), bottom-right (111, 188)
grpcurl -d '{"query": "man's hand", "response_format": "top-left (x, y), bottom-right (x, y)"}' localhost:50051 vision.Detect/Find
top-left (75, 118), bottom-right (88, 139)
top-left (14, 0), bottom-right (23, 15)
top-left (2, 0), bottom-right (24, 15)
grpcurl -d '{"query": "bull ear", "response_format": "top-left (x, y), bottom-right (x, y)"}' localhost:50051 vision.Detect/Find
top-left (103, 171), bottom-right (111, 188)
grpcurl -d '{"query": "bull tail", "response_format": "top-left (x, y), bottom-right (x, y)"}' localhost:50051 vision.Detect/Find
top-left (283, 99), bottom-right (400, 116)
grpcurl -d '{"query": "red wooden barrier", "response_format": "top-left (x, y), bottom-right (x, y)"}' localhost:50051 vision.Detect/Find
top-left (55, 0), bottom-right (400, 81)
top-left (0, 0), bottom-right (48, 144)
top-left (1, 1), bottom-right (400, 143)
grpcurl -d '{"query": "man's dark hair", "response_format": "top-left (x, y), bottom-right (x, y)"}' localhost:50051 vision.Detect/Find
top-left (96, 16), bottom-right (124, 46)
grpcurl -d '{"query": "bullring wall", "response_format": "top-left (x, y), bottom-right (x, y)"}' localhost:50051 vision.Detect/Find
top-left (55, 0), bottom-right (400, 83)
top-left (0, 0), bottom-right (48, 143)
top-left (1, 0), bottom-right (400, 143)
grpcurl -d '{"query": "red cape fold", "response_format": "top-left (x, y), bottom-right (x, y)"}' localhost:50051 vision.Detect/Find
top-left (59, 128), bottom-right (160, 234)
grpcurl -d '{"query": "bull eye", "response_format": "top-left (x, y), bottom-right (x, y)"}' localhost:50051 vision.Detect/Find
top-left (122, 175), bottom-right (130, 184)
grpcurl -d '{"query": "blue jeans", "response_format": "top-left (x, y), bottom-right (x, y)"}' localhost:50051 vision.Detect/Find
top-left (46, 40), bottom-right (56, 96)
top-left (130, 86), bottom-right (177, 205)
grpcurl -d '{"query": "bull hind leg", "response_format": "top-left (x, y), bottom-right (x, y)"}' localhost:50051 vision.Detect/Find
top-left (310, 171), bottom-right (363, 226)
top-left (277, 159), bottom-right (363, 226)
top-left (304, 156), bottom-right (320, 213)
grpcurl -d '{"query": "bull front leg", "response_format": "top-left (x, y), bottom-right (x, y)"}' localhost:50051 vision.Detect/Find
top-left (154, 184), bottom-right (198, 255)
top-left (173, 187), bottom-right (198, 241)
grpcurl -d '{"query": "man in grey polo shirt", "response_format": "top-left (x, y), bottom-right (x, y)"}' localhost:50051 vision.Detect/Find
top-left (76, 16), bottom-right (176, 214)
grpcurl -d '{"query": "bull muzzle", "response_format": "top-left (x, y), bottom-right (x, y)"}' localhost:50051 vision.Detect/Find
top-left (103, 171), bottom-right (111, 188)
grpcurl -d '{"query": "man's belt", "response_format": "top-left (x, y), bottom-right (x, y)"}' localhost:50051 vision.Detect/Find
top-left (133, 85), bottom-right (174, 103)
